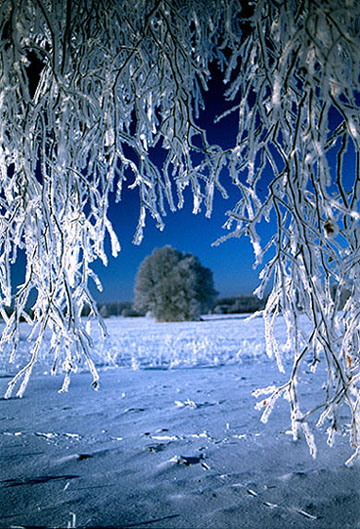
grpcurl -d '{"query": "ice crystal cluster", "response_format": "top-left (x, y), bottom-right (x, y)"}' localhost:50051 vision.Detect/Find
top-left (0, 0), bottom-right (359, 460)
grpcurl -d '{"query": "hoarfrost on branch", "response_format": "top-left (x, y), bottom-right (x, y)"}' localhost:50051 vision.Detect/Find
top-left (0, 0), bottom-right (360, 461)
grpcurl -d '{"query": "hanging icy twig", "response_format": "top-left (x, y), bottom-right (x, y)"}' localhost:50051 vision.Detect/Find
top-left (0, 0), bottom-right (240, 395)
top-left (227, 0), bottom-right (360, 462)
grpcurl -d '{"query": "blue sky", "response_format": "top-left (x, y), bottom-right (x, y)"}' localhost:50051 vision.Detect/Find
top-left (9, 66), bottom-right (269, 305)
top-left (90, 72), bottom-right (269, 303)
top-left (90, 104), bottom-right (357, 304)
top-left (11, 78), bottom-right (355, 306)
top-left (91, 182), bottom-right (265, 303)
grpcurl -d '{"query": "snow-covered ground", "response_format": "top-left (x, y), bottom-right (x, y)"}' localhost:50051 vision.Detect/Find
top-left (0, 313), bottom-right (287, 377)
top-left (1, 315), bottom-right (359, 528)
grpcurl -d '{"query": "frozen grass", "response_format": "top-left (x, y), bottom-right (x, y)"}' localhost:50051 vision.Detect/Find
top-left (0, 314), bottom-right (302, 378)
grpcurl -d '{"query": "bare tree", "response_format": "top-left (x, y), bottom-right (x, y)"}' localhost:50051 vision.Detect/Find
top-left (0, 0), bottom-right (359, 462)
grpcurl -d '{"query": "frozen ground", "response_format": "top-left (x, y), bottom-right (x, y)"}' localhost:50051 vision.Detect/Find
top-left (0, 315), bottom-right (359, 528)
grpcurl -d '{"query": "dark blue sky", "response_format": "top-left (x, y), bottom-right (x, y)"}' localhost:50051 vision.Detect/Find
top-left (91, 72), bottom-right (270, 303)
top-left (91, 183), bottom-right (265, 303)
top-left (90, 102), bottom-right (357, 304)
top-left (13, 65), bottom-right (355, 305)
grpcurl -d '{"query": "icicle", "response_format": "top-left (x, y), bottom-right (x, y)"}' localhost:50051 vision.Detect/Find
top-left (302, 422), bottom-right (317, 458)
top-left (345, 448), bottom-right (359, 467)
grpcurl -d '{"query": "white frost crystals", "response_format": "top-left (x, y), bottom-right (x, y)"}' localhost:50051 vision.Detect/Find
top-left (0, 0), bottom-right (230, 397)
top-left (0, 0), bottom-right (360, 462)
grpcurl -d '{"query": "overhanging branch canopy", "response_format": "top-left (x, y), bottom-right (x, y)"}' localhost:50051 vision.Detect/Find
top-left (0, 0), bottom-right (360, 462)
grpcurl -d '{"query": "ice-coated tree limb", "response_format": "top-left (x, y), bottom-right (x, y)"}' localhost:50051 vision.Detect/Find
top-left (226, 0), bottom-right (360, 463)
top-left (0, 0), bottom-right (233, 396)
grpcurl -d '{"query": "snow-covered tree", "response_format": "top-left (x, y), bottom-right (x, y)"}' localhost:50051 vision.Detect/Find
top-left (134, 246), bottom-right (216, 322)
top-left (1, 0), bottom-right (360, 462)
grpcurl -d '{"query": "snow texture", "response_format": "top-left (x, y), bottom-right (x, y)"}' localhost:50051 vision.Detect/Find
top-left (1, 316), bottom-right (360, 528)
top-left (0, 314), bottom-right (358, 464)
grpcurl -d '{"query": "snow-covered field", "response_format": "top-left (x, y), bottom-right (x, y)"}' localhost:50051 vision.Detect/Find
top-left (0, 313), bottom-right (288, 377)
top-left (1, 315), bottom-right (359, 528)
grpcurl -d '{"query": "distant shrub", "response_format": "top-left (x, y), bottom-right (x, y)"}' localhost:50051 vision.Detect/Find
top-left (134, 246), bottom-right (217, 322)
top-left (121, 306), bottom-right (144, 318)
top-left (97, 301), bottom-right (136, 318)
top-left (214, 296), bottom-right (266, 314)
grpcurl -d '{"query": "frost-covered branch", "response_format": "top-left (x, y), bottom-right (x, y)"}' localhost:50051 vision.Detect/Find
top-left (0, 0), bottom-right (239, 395)
top-left (215, 0), bottom-right (360, 463)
